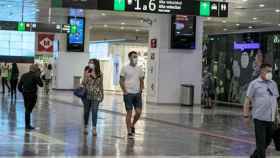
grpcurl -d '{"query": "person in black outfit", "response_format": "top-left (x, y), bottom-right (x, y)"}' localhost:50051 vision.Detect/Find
top-left (18, 64), bottom-right (43, 130)
top-left (10, 63), bottom-right (19, 99)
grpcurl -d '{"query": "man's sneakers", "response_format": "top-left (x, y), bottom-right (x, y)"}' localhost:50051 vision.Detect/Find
top-left (25, 126), bottom-right (35, 131)
top-left (127, 127), bottom-right (136, 139)
top-left (127, 133), bottom-right (134, 139)
top-left (131, 127), bottom-right (135, 134)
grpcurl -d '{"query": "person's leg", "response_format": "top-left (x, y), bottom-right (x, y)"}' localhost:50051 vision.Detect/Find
top-left (2, 77), bottom-right (5, 93)
top-left (10, 80), bottom-right (13, 97)
top-left (265, 122), bottom-right (273, 149)
top-left (4, 78), bottom-right (10, 91)
top-left (14, 79), bottom-right (18, 98)
top-left (132, 94), bottom-right (142, 129)
top-left (84, 99), bottom-right (91, 128)
top-left (23, 94), bottom-right (31, 128)
top-left (124, 94), bottom-right (133, 135)
top-left (251, 119), bottom-right (267, 158)
top-left (91, 100), bottom-right (99, 136)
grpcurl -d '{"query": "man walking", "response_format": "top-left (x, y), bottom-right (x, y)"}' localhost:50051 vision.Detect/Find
top-left (120, 51), bottom-right (144, 138)
top-left (244, 63), bottom-right (279, 158)
top-left (18, 64), bottom-right (43, 131)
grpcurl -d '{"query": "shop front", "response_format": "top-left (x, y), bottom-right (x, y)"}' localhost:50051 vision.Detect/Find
top-left (205, 32), bottom-right (280, 104)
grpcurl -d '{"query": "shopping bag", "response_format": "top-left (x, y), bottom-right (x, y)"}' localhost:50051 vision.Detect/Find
top-left (73, 87), bottom-right (87, 98)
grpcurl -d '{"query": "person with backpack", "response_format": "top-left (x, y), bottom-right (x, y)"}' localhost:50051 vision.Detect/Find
top-left (81, 59), bottom-right (104, 136)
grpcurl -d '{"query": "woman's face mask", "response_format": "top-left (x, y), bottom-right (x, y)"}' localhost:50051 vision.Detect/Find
top-left (89, 63), bottom-right (95, 69)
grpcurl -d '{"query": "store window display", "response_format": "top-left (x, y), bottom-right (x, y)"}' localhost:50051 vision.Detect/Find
top-left (89, 42), bottom-right (148, 92)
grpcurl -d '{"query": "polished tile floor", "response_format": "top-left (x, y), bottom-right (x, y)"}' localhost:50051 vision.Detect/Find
top-left (0, 90), bottom-right (279, 157)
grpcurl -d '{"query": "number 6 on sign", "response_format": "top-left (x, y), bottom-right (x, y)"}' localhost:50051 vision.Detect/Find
top-left (149, 0), bottom-right (156, 11)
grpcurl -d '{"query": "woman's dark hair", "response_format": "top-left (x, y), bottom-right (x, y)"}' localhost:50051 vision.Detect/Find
top-left (92, 59), bottom-right (102, 77)
top-left (47, 64), bottom-right (52, 70)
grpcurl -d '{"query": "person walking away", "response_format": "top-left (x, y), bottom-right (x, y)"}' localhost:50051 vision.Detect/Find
top-left (18, 64), bottom-right (43, 131)
top-left (42, 64), bottom-right (53, 94)
top-left (120, 51), bottom-right (145, 139)
top-left (204, 73), bottom-right (215, 109)
top-left (243, 63), bottom-right (279, 158)
top-left (10, 63), bottom-right (19, 99)
top-left (82, 59), bottom-right (104, 136)
top-left (1, 63), bottom-right (10, 94)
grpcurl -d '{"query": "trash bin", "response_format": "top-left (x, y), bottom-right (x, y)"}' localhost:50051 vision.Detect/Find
top-left (180, 84), bottom-right (194, 106)
top-left (73, 76), bottom-right (82, 89)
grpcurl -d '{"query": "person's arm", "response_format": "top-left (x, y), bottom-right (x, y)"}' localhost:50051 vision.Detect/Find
top-left (99, 75), bottom-right (104, 101)
top-left (139, 69), bottom-right (145, 93)
top-left (243, 97), bottom-right (252, 117)
top-left (243, 82), bottom-right (255, 117)
top-left (120, 76), bottom-right (127, 95)
top-left (18, 76), bottom-right (23, 93)
top-left (119, 67), bottom-right (127, 95)
top-left (36, 76), bottom-right (43, 87)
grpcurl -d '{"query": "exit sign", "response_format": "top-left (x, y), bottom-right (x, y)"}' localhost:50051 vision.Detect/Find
top-left (17, 22), bottom-right (26, 31)
top-left (114, 0), bottom-right (125, 11)
top-left (200, 1), bottom-right (210, 16)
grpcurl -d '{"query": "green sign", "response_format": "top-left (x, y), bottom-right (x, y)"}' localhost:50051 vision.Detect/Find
top-left (17, 22), bottom-right (26, 31)
top-left (200, 1), bottom-right (210, 16)
top-left (70, 24), bottom-right (78, 34)
top-left (51, 0), bottom-right (62, 7)
top-left (114, 0), bottom-right (125, 11)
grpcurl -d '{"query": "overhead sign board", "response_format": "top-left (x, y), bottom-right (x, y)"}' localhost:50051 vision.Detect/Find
top-left (52, 0), bottom-right (96, 9)
top-left (51, 0), bottom-right (228, 17)
top-left (0, 21), bottom-right (71, 33)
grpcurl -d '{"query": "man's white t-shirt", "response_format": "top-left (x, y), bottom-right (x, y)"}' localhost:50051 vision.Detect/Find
top-left (120, 64), bottom-right (144, 94)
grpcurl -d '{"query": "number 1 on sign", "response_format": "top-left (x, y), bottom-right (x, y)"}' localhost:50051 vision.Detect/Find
top-left (134, 0), bottom-right (141, 10)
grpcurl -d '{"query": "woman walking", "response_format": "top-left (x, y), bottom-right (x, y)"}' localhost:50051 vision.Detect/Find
top-left (82, 59), bottom-right (104, 136)
top-left (10, 63), bottom-right (19, 99)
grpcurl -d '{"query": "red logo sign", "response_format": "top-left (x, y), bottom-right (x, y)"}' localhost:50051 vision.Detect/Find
top-left (151, 39), bottom-right (157, 48)
top-left (38, 33), bottom-right (54, 52)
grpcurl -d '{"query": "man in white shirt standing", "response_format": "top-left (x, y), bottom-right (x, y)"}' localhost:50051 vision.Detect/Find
top-left (120, 51), bottom-right (144, 139)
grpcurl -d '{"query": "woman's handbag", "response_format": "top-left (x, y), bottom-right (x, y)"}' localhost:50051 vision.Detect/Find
top-left (74, 87), bottom-right (87, 98)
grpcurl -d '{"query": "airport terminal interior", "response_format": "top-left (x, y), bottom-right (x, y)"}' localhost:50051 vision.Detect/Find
top-left (0, 0), bottom-right (280, 157)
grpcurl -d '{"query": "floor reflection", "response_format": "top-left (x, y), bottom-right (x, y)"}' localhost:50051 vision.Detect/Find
top-left (0, 91), bottom-right (277, 157)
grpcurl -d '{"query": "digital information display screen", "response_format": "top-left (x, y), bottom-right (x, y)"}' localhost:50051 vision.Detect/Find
top-left (171, 15), bottom-right (196, 49)
top-left (0, 30), bottom-right (35, 63)
top-left (89, 42), bottom-right (110, 60)
top-left (67, 17), bottom-right (85, 52)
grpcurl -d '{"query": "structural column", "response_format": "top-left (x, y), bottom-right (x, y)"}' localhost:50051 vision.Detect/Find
top-left (146, 14), bottom-right (203, 105)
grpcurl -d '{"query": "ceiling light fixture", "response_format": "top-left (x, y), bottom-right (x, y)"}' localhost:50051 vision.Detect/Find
top-left (248, 26), bottom-right (253, 29)
top-left (121, 22), bottom-right (125, 25)
top-left (236, 24), bottom-right (240, 26)
top-left (121, 26), bottom-right (124, 30)
top-left (278, 24), bottom-right (280, 26)
top-left (104, 24), bottom-right (108, 27)
top-left (276, 9), bottom-right (280, 13)
top-left (259, 4), bottom-right (264, 8)
top-left (223, 28), bottom-right (228, 31)
top-left (207, 17), bottom-right (212, 20)
top-left (7, 5), bottom-right (12, 8)
top-left (242, 0), bottom-right (248, 2)
top-left (101, 13), bottom-right (106, 16)
top-left (136, 29), bottom-right (139, 32)
top-left (222, 20), bottom-right (227, 23)
top-left (253, 17), bottom-right (257, 20)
